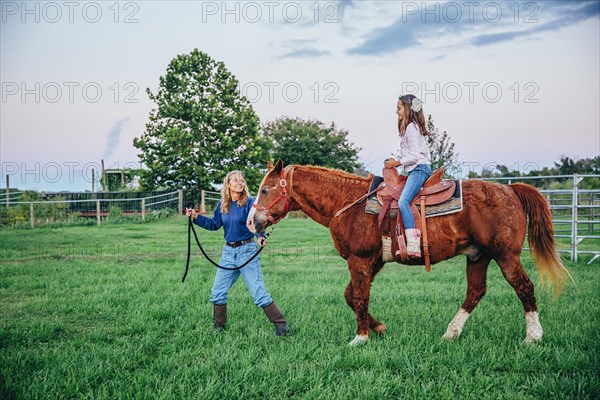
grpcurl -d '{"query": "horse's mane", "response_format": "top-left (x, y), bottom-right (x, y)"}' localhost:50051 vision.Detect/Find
top-left (290, 165), bottom-right (372, 185)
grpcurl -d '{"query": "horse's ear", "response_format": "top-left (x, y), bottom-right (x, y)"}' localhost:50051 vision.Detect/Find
top-left (274, 159), bottom-right (284, 174)
top-left (267, 161), bottom-right (274, 171)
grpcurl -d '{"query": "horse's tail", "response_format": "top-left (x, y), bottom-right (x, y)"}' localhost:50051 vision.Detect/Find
top-left (510, 183), bottom-right (571, 297)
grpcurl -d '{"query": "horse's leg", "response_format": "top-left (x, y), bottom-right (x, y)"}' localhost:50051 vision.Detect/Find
top-left (496, 254), bottom-right (542, 344)
top-left (344, 260), bottom-right (387, 337)
top-left (346, 256), bottom-right (374, 346)
top-left (369, 260), bottom-right (387, 335)
top-left (442, 254), bottom-right (491, 341)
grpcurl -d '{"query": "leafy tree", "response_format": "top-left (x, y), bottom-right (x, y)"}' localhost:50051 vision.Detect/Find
top-left (262, 117), bottom-right (362, 173)
top-left (426, 115), bottom-right (460, 177)
top-left (133, 49), bottom-right (269, 198)
top-left (555, 156), bottom-right (600, 176)
top-left (557, 156), bottom-right (600, 189)
top-left (468, 156), bottom-right (600, 189)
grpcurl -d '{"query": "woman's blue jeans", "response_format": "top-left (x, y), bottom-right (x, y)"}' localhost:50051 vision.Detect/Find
top-left (399, 164), bottom-right (432, 229)
top-left (210, 241), bottom-right (273, 308)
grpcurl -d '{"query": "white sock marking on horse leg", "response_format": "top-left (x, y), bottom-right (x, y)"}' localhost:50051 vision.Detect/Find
top-left (348, 334), bottom-right (369, 346)
top-left (524, 311), bottom-right (543, 344)
top-left (442, 308), bottom-right (471, 341)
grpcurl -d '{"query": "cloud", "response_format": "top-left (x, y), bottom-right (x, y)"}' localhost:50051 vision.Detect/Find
top-left (337, 0), bottom-right (356, 19)
top-left (278, 48), bottom-right (332, 60)
top-left (346, 18), bottom-right (420, 55)
top-left (429, 54), bottom-right (447, 62)
top-left (471, 1), bottom-right (600, 47)
top-left (346, 1), bottom-right (599, 56)
top-left (102, 118), bottom-right (129, 161)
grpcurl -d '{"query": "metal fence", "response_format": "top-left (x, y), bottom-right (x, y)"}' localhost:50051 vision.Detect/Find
top-left (482, 174), bottom-right (600, 264)
top-left (0, 190), bottom-right (184, 227)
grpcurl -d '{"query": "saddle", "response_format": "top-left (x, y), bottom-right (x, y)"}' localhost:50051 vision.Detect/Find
top-left (376, 167), bottom-right (456, 272)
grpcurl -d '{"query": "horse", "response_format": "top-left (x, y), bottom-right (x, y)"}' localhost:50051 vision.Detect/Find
top-left (247, 160), bottom-right (570, 346)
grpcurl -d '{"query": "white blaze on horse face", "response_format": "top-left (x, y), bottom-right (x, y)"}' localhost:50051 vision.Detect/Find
top-left (246, 207), bottom-right (257, 234)
top-left (442, 308), bottom-right (471, 341)
top-left (248, 175), bottom-right (271, 234)
top-left (524, 311), bottom-right (543, 344)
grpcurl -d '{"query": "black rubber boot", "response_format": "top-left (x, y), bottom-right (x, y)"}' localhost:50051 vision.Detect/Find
top-left (263, 302), bottom-right (291, 336)
top-left (213, 304), bottom-right (227, 331)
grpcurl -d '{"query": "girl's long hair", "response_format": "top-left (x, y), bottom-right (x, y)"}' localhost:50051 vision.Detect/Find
top-left (220, 170), bottom-right (250, 214)
top-left (398, 94), bottom-right (429, 137)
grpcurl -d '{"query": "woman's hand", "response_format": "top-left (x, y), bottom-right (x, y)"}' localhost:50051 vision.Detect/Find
top-left (257, 236), bottom-right (267, 247)
top-left (384, 158), bottom-right (401, 168)
top-left (186, 208), bottom-right (198, 219)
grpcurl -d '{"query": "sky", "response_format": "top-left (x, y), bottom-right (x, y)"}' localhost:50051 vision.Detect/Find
top-left (1, 0), bottom-right (599, 191)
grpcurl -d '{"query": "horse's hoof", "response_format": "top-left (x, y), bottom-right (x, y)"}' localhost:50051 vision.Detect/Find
top-left (372, 323), bottom-right (387, 336)
top-left (441, 325), bottom-right (461, 341)
top-left (523, 336), bottom-right (542, 345)
top-left (348, 334), bottom-right (369, 346)
top-left (523, 329), bottom-right (543, 345)
top-left (524, 311), bottom-right (543, 345)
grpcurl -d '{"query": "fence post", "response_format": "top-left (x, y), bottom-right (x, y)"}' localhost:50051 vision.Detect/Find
top-left (571, 174), bottom-right (580, 262)
top-left (5, 175), bottom-right (9, 208)
top-left (96, 200), bottom-right (101, 226)
top-left (178, 190), bottom-right (183, 214)
top-left (589, 192), bottom-right (594, 235)
top-left (30, 202), bottom-right (35, 229)
top-left (141, 198), bottom-right (145, 221)
top-left (201, 190), bottom-right (206, 214)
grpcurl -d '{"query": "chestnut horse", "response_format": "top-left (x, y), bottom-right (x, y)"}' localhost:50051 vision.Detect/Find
top-left (247, 160), bottom-right (569, 346)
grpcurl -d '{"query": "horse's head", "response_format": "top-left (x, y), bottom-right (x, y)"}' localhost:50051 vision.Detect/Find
top-left (247, 159), bottom-right (290, 234)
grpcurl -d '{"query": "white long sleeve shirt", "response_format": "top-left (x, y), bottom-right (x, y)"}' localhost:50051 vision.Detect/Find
top-left (399, 122), bottom-right (431, 173)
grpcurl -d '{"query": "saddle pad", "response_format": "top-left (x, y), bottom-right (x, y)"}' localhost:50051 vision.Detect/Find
top-left (366, 178), bottom-right (463, 218)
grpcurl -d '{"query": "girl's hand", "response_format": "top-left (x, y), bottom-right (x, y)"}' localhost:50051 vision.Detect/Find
top-left (257, 236), bottom-right (267, 247)
top-left (384, 158), bottom-right (401, 168)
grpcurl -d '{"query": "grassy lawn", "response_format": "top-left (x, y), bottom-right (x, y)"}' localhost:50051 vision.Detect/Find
top-left (1, 216), bottom-right (599, 399)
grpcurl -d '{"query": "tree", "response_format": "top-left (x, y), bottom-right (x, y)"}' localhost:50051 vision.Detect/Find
top-left (133, 49), bottom-right (269, 199)
top-left (426, 115), bottom-right (460, 177)
top-left (554, 156), bottom-right (600, 189)
top-left (262, 117), bottom-right (363, 173)
top-left (465, 156), bottom-right (600, 190)
top-left (555, 156), bottom-right (600, 175)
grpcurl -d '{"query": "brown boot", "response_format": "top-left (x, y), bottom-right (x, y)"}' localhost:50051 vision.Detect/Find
top-left (262, 302), bottom-right (291, 336)
top-left (213, 304), bottom-right (227, 331)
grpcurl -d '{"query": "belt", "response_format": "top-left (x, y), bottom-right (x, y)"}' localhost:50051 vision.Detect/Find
top-left (226, 238), bottom-right (254, 248)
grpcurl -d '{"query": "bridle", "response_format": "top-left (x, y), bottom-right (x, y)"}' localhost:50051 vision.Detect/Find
top-left (253, 167), bottom-right (290, 225)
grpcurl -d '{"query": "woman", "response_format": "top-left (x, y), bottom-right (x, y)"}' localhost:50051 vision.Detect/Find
top-left (384, 94), bottom-right (432, 258)
top-left (186, 170), bottom-right (291, 336)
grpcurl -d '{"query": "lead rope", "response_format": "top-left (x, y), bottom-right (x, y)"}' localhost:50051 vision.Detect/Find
top-left (182, 216), bottom-right (273, 283)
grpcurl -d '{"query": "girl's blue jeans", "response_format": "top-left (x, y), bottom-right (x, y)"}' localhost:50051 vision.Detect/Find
top-left (399, 164), bottom-right (432, 229)
top-left (210, 241), bottom-right (273, 308)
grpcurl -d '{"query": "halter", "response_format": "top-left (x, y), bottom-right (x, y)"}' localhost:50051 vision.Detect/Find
top-left (253, 168), bottom-right (290, 225)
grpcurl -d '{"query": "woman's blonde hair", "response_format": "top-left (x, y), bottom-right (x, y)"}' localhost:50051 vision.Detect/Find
top-left (220, 170), bottom-right (250, 214)
top-left (397, 94), bottom-right (429, 137)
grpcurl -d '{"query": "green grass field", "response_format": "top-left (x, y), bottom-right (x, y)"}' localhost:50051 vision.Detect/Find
top-left (1, 216), bottom-right (599, 399)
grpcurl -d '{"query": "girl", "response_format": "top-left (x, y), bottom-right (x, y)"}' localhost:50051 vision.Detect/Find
top-left (384, 94), bottom-right (432, 258)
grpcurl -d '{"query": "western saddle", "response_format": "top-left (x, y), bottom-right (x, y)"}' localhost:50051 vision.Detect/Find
top-left (376, 167), bottom-right (456, 272)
